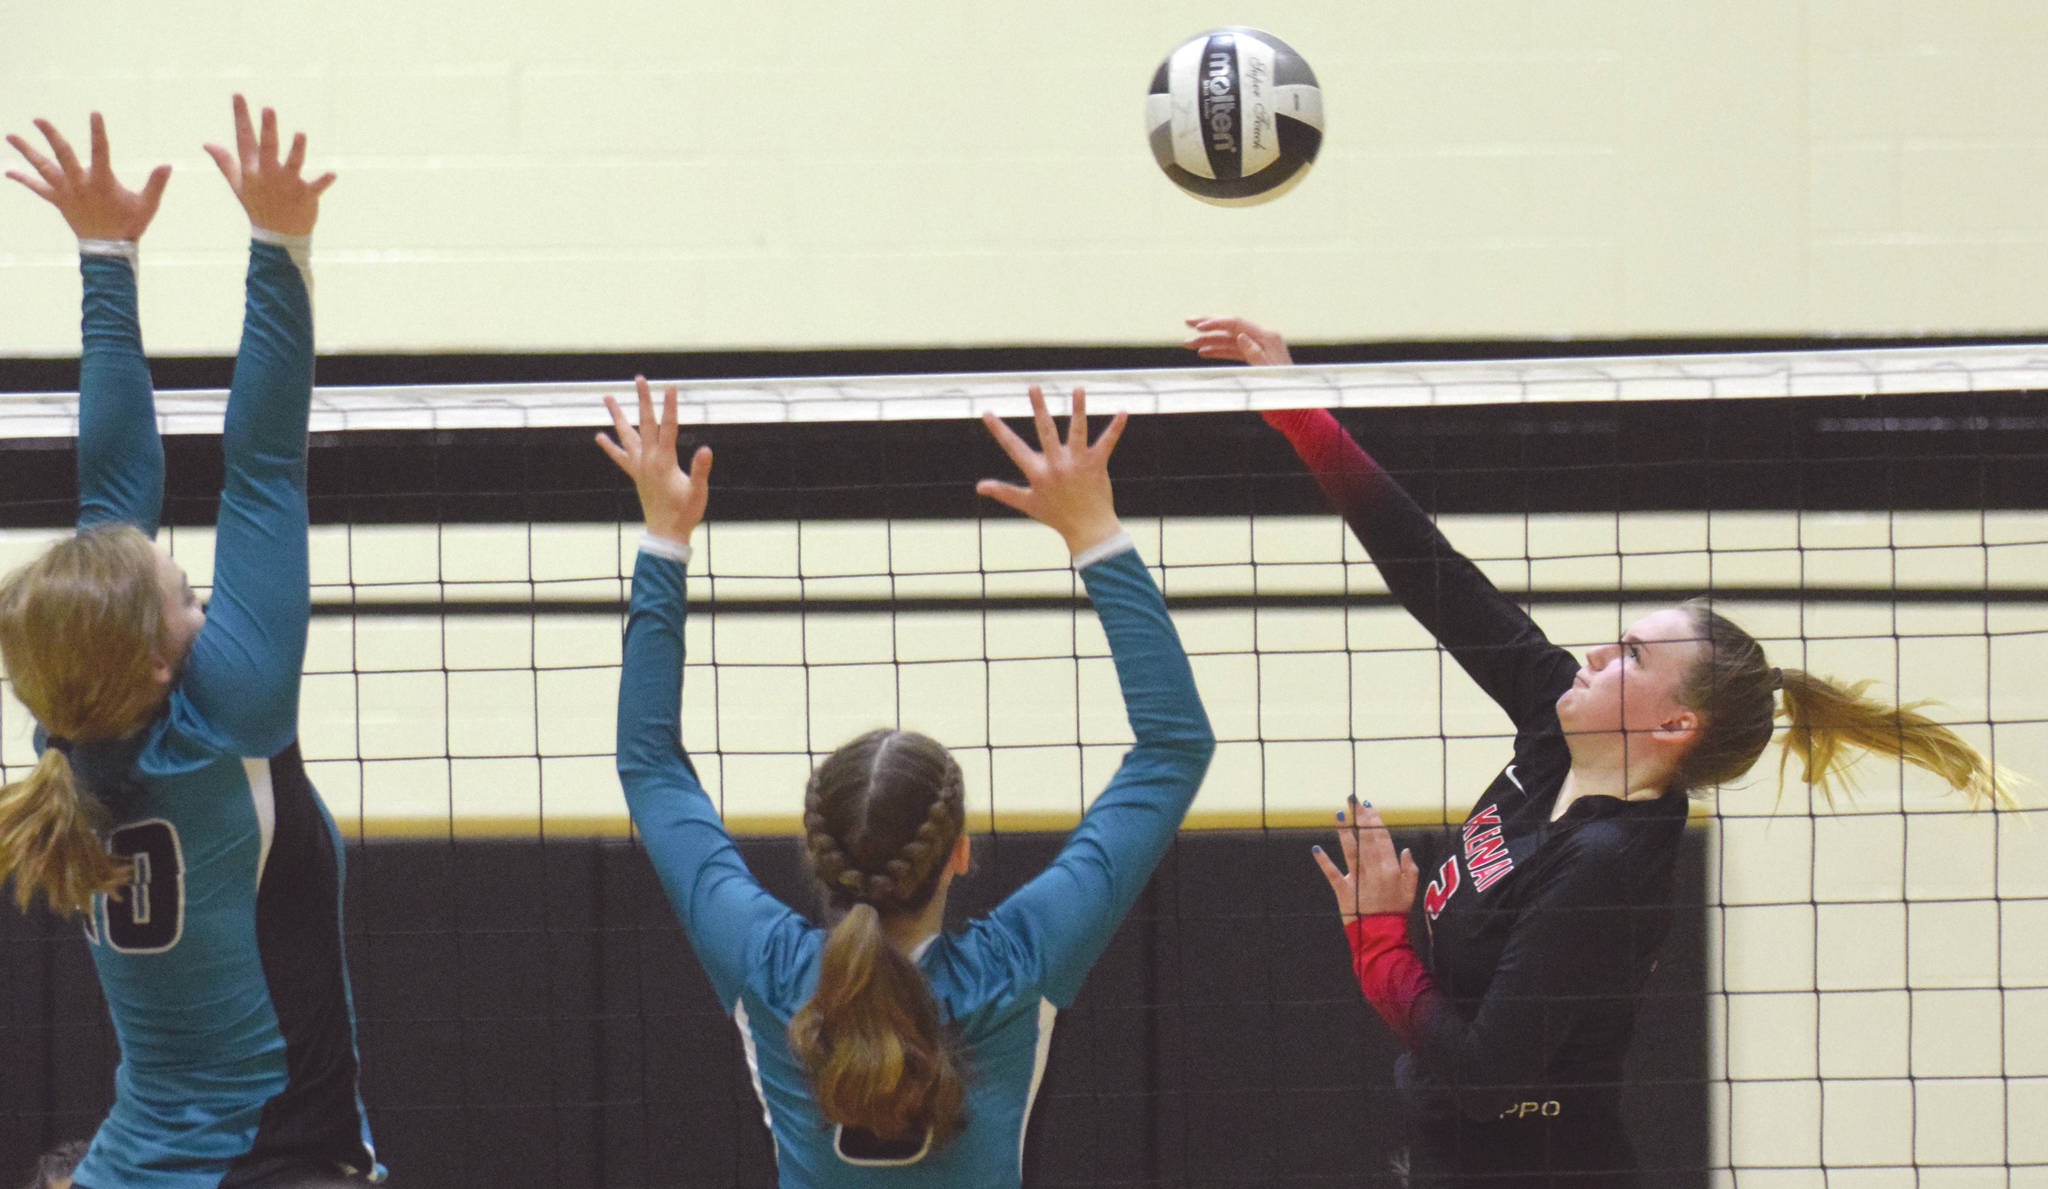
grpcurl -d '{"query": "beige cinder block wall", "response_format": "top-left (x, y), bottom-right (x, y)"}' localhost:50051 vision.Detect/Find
top-left (4, 1), bottom-right (2047, 355)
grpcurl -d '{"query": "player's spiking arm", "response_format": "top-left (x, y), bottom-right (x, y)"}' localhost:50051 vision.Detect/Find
top-left (1185, 316), bottom-right (1575, 729)
top-left (1259, 405), bottom-right (1575, 731)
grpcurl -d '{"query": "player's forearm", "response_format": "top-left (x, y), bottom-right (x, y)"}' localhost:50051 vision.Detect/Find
top-left (221, 238), bottom-right (314, 488)
top-left (617, 548), bottom-right (695, 792)
top-left (1264, 409), bottom-right (1564, 713)
top-left (190, 239), bottom-right (316, 748)
top-left (1056, 545), bottom-right (1214, 914)
top-left (76, 247), bottom-right (164, 535)
top-left (1349, 914), bottom-right (1558, 1121)
top-left (1082, 544), bottom-right (1214, 757)
top-left (1346, 913), bottom-right (1438, 1048)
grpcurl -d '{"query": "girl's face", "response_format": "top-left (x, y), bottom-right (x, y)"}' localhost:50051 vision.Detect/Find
top-left (1555, 606), bottom-right (1704, 743)
top-left (154, 547), bottom-right (205, 681)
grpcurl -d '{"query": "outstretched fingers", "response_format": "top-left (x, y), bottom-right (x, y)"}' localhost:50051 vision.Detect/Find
top-left (6, 132), bottom-right (61, 192)
top-left (1062, 385), bottom-right (1087, 451)
top-left (138, 164), bottom-right (171, 219)
top-left (973, 477), bottom-right (1032, 516)
top-left (258, 105), bottom-right (279, 171)
top-left (979, 409), bottom-right (1038, 476)
top-left (88, 112), bottom-right (111, 176)
top-left (232, 94), bottom-right (257, 173)
top-left (1027, 384), bottom-right (1060, 455)
top-left (202, 141), bottom-right (238, 189)
top-left (1090, 409), bottom-right (1129, 460)
top-left (1311, 843), bottom-right (1350, 895)
top-left (37, 119), bottom-right (82, 182)
top-left (595, 392), bottom-right (640, 473)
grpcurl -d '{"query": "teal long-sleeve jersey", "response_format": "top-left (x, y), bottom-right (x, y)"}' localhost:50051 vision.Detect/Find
top-left (616, 538), bottom-right (1214, 1188)
top-left (54, 240), bottom-right (381, 1189)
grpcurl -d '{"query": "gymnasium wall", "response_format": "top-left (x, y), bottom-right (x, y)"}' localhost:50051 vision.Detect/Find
top-left (4, 1), bottom-right (2048, 356)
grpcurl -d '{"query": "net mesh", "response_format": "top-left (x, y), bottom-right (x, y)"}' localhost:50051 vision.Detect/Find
top-left (2, 345), bottom-right (2044, 1184)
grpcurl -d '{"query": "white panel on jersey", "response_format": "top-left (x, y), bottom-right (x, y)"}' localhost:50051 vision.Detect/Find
top-left (1167, 37), bottom-right (1214, 179)
top-left (1274, 83), bottom-right (1323, 128)
top-left (1018, 998), bottom-right (1059, 1173)
top-left (732, 1000), bottom-right (776, 1132)
top-left (245, 757), bottom-right (277, 889)
top-left (1235, 34), bottom-right (1281, 175)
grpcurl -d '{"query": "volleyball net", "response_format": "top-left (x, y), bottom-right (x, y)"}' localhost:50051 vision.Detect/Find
top-left (3, 344), bottom-right (2045, 1183)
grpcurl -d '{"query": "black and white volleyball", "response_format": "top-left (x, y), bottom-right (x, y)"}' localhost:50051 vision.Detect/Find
top-left (1146, 27), bottom-right (1323, 206)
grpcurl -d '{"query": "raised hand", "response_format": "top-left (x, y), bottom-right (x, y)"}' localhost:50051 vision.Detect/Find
top-left (596, 376), bottom-right (712, 547)
top-left (203, 94), bottom-right (336, 237)
top-left (977, 385), bottom-right (1126, 556)
top-left (5, 113), bottom-right (171, 241)
top-left (1312, 796), bottom-right (1420, 922)
top-left (1182, 315), bottom-right (1294, 366)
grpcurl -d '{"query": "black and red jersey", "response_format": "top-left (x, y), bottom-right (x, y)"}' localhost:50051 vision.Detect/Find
top-left (1267, 408), bottom-right (1688, 1184)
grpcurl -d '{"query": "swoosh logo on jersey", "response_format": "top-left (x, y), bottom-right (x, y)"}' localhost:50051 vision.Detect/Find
top-left (1504, 763), bottom-right (1525, 793)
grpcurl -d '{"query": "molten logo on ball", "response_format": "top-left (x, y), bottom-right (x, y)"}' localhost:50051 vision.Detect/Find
top-left (1146, 26), bottom-right (1324, 207)
top-left (1203, 48), bottom-right (1238, 156)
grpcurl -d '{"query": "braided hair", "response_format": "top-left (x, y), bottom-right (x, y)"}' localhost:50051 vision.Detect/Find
top-left (788, 729), bottom-right (969, 1144)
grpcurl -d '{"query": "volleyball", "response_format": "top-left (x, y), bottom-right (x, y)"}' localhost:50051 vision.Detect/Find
top-left (1145, 27), bottom-right (1324, 206)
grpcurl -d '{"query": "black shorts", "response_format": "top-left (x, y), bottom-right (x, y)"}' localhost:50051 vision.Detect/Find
top-left (1405, 1106), bottom-right (1638, 1188)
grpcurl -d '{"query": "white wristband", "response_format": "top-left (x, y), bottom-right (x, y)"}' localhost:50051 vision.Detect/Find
top-left (251, 227), bottom-right (313, 294)
top-left (1072, 530), bottom-right (1135, 570)
top-left (79, 238), bottom-right (138, 268)
top-left (638, 532), bottom-right (693, 564)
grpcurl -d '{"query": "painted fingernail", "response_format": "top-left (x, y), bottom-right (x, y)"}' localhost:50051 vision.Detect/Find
top-left (1312, 845), bottom-right (1324, 855)
top-left (1336, 810), bottom-right (1345, 823)
top-left (1359, 799), bottom-right (1372, 808)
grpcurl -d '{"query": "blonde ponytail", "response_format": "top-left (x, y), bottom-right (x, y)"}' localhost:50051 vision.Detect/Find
top-left (0, 523), bottom-right (169, 917)
top-left (0, 747), bottom-right (129, 916)
top-left (1778, 669), bottom-right (2011, 808)
top-left (788, 902), bottom-right (966, 1144)
top-left (1676, 599), bottom-right (2013, 807)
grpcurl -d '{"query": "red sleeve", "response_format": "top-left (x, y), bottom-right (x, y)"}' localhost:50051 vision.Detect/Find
top-left (1261, 407), bottom-right (1578, 733)
top-left (1263, 408), bottom-right (1394, 509)
top-left (1345, 913), bottom-right (1440, 1049)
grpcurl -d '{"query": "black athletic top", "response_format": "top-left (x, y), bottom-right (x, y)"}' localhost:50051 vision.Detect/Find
top-left (1266, 409), bottom-right (1687, 1185)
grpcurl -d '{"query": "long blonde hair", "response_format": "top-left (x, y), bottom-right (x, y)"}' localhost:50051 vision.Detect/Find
top-left (1675, 598), bottom-right (2011, 807)
top-left (788, 728), bottom-right (968, 1144)
top-left (0, 524), bottom-right (169, 915)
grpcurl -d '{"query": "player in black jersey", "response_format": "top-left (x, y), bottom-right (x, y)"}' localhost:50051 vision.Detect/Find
top-left (1186, 316), bottom-right (2009, 1187)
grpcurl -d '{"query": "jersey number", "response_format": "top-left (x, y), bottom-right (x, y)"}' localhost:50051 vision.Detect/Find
top-left (96, 819), bottom-right (186, 954)
top-left (1422, 855), bottom-right (1460, 921)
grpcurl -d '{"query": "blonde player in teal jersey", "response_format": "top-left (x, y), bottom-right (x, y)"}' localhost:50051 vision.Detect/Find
top-left (0, 101), bottom-right (377, 1187)
top-left (602, 379), bottom-right (1215, 1186)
